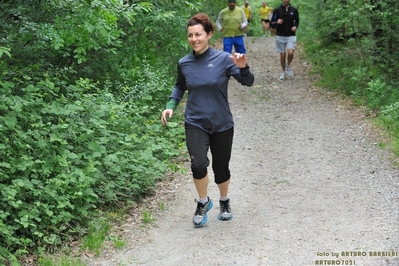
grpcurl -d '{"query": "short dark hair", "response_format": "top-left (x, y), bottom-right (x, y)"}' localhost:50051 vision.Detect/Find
top-left (187, 13), bottom-right (215, 34)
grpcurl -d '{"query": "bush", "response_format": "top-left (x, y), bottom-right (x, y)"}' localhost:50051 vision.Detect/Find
top-left (0, 64), bottom-right (185, 262)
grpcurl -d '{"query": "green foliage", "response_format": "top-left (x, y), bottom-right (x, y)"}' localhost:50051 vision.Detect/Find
top-left (304, 0), bottom-right (399, 82)
top-left (297, 0), bottom-right (399, 154)
top-left (0, 61), bottom-right (185, 263)
top-left (380, 102), bottom-right (399, 155)
top-left (0, 0), bottom-right (198, 91)
top-left (1, 0), bottom-right (202, 261)
top-left (381, 102), bottom-right (399, 132)
top-left (0, 47), bottom-right (11, 58)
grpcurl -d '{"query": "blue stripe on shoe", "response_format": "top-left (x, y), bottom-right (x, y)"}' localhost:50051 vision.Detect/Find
top-left (194, 200), bottom-right (213, 227)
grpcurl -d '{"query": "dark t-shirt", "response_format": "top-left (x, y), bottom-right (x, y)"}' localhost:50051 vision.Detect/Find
top-left (270, 4), bottom-right (299, 36)
top-left (169, 48), bottom-right (254, 134)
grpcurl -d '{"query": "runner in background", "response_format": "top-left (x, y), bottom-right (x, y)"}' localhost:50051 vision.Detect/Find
top-left (270, 0), bottom-right (299, 80)
top-left (258, 1), bottom-right (271, 37)
top-left (241, 1), bottom-right (252, 36)
top-left (216, 0), bottom-right (248, 54)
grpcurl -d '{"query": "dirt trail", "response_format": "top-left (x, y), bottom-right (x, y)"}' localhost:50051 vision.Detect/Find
top-left (84, 37), bottom-right (399, 266)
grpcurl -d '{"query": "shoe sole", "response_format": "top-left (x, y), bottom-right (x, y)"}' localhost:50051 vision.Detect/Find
top-left (218, 214), bottom-right (233, 221)
top-left (194, 200), bottom-right (213, 227)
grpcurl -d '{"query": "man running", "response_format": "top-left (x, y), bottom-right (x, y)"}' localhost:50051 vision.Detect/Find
top-left (270, 0), bottom-right (299, 80)
top-left (216, 0), bottom-right (248, 54)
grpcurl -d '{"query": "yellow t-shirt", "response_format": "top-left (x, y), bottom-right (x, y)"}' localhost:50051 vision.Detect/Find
top-left (259, 6), bottom-right (271, 20)
top-left (241, 6), bottom-right (251, 19)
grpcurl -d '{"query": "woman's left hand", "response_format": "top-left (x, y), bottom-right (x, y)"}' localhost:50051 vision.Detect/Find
top-left (229, 53), bottom-right (247, 69)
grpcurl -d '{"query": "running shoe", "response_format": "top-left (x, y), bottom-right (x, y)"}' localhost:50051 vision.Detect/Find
top-left (279, 71), bottom-right (285, 80)
top-left (193, 197), bottom-right (213, 227)
top-left (287, 66), bottom-right (293, 77)
top-left (218, 199), bottom-right (232, 221)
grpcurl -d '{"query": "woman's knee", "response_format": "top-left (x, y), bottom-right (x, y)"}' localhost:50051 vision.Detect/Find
top-left (192, 168), bottom-right (208, 179)
top-left (191, 159), bottom-right (209, 179)
top-left (215, 174), bottom-right (230, 184)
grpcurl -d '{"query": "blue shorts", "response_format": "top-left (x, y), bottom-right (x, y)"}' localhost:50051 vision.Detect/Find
top-left (223, 36), bottom-right (246, 54)
top-left (275, 35), bottom-right (297, 53)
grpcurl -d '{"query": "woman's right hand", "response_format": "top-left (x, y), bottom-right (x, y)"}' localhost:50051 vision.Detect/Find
top-left (161, 109), bottom-right (174, 125)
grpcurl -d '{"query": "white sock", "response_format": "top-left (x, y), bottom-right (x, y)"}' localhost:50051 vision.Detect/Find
top-left (220, 196), bottom-right (229, 201)
top-left (199, 196), bottom-right (208, 204)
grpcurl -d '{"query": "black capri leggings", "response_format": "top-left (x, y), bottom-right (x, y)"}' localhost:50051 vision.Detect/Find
top-left (185, 123), bottom-right (234, 184)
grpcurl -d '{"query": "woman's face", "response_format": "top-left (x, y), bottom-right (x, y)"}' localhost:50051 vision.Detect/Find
top-left (187, 24), bottom-right (212, 55)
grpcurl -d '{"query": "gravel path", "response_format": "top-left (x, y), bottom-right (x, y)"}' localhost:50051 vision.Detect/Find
top-left (84, 37), bottom-right (399, 266)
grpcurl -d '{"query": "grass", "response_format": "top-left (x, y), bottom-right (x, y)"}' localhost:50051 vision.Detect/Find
top-left (38, 256), bottom-right (86, 266)
top-left (141, 209), bottom-right (156, 224)
top-left (159, 202), bottom-right (166, 211)
top-left (108, 235), bottom-right (127, 249)
top-left (37, 205), bottom-right (155, 265)
top-left (80, 218), bottom-right (110, 257)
